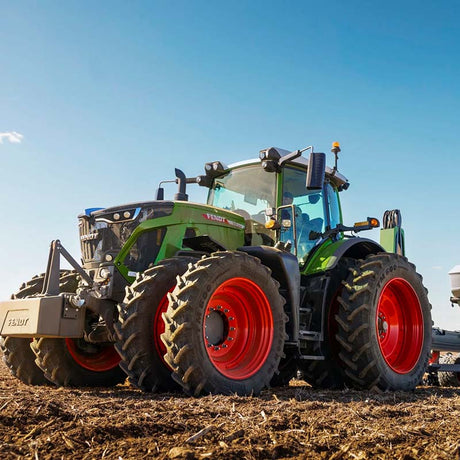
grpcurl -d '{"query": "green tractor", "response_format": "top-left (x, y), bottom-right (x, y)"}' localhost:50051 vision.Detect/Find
top-left (0, 143), bottom-right (432, 396)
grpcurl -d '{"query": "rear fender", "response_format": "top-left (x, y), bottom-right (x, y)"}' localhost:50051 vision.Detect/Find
top-left (304, 238), bottom-right (384, 275)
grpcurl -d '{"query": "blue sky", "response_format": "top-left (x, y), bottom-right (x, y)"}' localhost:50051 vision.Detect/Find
top-left (1, 1), bottom-right (460, 329)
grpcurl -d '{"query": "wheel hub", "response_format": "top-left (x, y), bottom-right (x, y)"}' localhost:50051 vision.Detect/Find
top-left (202, 277), bottom-right (274, 380)
top-left (205, 308), bottom-right (228, 347)
top-left (204, 306), bottom-right (236, 352)
top-left (378, 313), bottom-right (389, 338)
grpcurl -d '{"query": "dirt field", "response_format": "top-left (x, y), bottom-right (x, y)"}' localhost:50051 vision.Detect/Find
top-left (1, 361), bottom-right (459, 460)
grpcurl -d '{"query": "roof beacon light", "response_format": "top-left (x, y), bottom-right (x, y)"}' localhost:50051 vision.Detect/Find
top-left (331, 141), bottom-right (341, 175)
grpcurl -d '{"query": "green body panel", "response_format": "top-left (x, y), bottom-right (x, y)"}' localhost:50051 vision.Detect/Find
top-left (114, 202), bottom-right (246, 282)
top-left (301, 237), bottom-right (348, 275)
top-left (380, 227), bottom-right (405, 255)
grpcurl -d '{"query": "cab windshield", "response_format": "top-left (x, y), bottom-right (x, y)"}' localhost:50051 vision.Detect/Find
top-left (208, 165), bottom-right (276, 218)
top-left (207, 165), bottom-right (276, 245)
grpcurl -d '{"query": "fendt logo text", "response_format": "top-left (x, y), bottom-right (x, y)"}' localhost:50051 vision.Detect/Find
top-left (7, 317), bottom-right (29, 327)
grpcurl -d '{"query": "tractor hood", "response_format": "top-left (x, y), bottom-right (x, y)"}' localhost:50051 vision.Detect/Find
top-left (79, 199), bottom-right (247, 275)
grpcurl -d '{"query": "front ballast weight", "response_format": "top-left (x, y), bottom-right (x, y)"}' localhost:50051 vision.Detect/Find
top-left (0, 240), bottom-right (91, 339)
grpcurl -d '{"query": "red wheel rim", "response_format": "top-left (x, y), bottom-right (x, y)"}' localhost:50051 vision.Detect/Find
top-left (65, 339), bottom-right (121, 372)
top-left (153, 289), bottom-right (173, 367)
top-left (376, 278), bottom-right (424, 374)
top-left (203, 277), bottom-right (274, 380)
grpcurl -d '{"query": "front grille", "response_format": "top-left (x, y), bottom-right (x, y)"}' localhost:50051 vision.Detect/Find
top-left (78, 201), bottom-right (173, 268)
top-left (79, 218), bottom-right (101, 263)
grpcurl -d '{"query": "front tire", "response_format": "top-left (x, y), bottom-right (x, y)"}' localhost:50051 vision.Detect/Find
top-left (335, 253), bottom-right (432, 391)
top-left (115, 258), bottom-right (194, 392)
top-left (31, 336), bottom-right (124, 387)
top-left (162, 251), bottom-right (286, 396)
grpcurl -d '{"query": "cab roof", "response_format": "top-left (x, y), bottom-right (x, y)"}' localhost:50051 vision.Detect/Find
top-left (228, 152), bottom-right (349, 190)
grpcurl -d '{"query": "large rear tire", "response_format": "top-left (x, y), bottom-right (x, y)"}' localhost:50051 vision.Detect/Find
top-left (0, 271), bottom-right (77, 385)
top-left (335, 253), bottom-right (432, 391)
top-left (115, 258), bottom-right (193, 392)
top-left (162, 251), bottom-right (286, 396)
top-left (30, 272), bottom-right (125, 387)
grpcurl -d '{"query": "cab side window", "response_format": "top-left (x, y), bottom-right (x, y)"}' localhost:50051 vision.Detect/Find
top-left (326, 183), bottom-right (342, 229)
top-left (282, 167), bottom-right (327, 261)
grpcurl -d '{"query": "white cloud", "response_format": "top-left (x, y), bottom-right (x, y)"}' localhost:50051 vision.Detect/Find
top-left (432, 266), bottom-right (443, 270)
top-left (0, 131), bottom-right (24, 144)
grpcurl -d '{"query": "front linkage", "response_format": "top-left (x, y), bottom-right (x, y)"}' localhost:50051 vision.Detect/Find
top-left (0, 239), bottom-right (125, 387)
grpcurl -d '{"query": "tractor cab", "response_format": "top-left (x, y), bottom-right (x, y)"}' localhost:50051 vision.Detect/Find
top-left (205, 146), bottom-right (349, 263)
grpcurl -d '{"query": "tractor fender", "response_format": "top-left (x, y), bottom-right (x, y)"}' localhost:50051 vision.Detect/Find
top-left (330, 237), bottom-right (385, 267)
top-left (306, 237), bottom-right (385, 274)
top-left (238, 246), bottom-right (300, 342)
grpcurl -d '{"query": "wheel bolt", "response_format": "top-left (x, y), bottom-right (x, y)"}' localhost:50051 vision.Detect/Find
top-left (229, 317), bottom-right (234, 321)
top-left (227, 337), bottom-right (233, 341)
top-left (224, 309), bottom-right (229, 313)
top-left (222, 344), bottom-right (227, 348)
top-left (229, 327), bottom-right (235, 331)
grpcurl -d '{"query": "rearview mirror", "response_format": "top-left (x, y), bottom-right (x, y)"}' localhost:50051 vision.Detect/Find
top-left (306, 152), bottom-right (326, 190)
top-left (155, 187), bottom-right (165, 200)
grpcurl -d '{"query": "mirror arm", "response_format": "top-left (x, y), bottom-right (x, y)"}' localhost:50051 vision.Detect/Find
top-left (278, 149), bottom-right (302, 167)
top-left (278, 145), bottom-right (314, 168)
